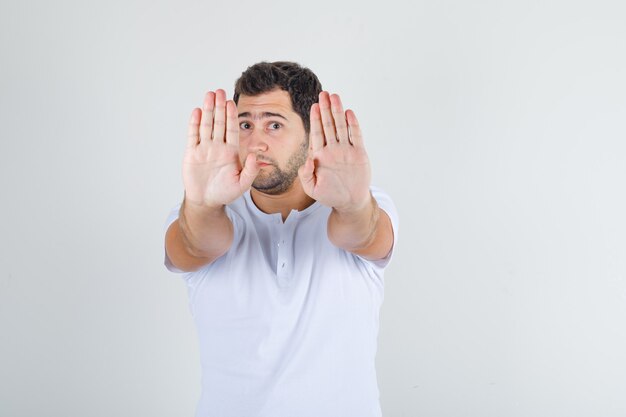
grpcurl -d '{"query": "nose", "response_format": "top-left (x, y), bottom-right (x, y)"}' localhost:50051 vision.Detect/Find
top-left (246, 129), bottom-right (268, 153)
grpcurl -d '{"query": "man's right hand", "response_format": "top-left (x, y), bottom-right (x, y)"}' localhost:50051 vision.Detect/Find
top-left (183, 89), bottom-right (260, 208)
top-left (166, 90), bottom-right (258, 272)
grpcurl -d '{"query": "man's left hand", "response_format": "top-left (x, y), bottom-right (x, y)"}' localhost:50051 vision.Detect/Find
top-left (298, 91), bottom-right (372, 213)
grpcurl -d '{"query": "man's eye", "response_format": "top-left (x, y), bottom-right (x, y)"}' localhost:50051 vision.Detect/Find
top-left (239, 122), bottom-right (251, 129)
top-left (269, 122), bottom-right (281, 130)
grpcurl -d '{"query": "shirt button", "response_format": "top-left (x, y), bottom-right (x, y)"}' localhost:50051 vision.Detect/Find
top-left (281, 262), bottom-right (285, 268)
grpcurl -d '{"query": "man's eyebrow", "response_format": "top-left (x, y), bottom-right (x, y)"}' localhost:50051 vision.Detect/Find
top-left (238, 111), bottom-right (288, 121)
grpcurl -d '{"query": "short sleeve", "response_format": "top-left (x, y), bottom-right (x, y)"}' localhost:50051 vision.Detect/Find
top-left (358, 186), bottom-right (399, 269)
top-left (163, 204), bottom-right (184, 273)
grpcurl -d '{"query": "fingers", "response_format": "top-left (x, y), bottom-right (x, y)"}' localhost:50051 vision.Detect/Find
top-left (314, 91), bottom-right (355, 149)
top-left (212, 89), bottom-right (227, 142)
top-left (187, 108), bottom-right (201, 148)
top-left (309, 103), bottom-right (325, 152)
top-left (318, 91), bottom-right (337, 145)
top-left (196, 89), bottom-right (236, 146)
top-left (199, 91), bottom-right (215, 143)
top-left (346, 109), bottom-right (364, 148)
top-left (225, 100), bottom-right (239, 145)
top-left (330, 94), bottom-right (349, 144)
top-left (239, 153), bottom-right (261, 190)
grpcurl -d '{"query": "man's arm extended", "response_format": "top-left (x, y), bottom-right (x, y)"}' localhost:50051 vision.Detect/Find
top-left (165, 201), bottom-right (233, 272)
top-left (165, 89), bottom-right (260, 272)
top-left (298, 91), bottom-right (394, 261)
top-left (327, 196), bottom-right (394, 261)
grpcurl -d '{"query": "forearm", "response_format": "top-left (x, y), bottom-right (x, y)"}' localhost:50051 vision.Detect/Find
top-left (165, 198), bottom-right (234, 271)
top-left (327, 194), bottom-right (379, 251)
top-left (177, 198), bottom-right (234, 258)
top-left (327, 193), bottom-right (394, 260)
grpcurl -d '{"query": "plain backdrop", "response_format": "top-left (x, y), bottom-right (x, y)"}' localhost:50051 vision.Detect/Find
top-left (1, 0), bottom-right (625, 416)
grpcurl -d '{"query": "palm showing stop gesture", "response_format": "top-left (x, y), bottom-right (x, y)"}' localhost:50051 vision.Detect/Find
top-left (298, 92), bottom-right (372, 213)
top-left (183, 89), bottom-right (260, 208)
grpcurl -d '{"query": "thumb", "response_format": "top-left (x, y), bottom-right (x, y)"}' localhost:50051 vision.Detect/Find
top-left (239, 153), bottom-right (260, 190)
top-left (298, 157), bottom-right (316, 195)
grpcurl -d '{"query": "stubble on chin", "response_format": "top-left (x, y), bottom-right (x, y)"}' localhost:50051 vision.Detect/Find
top-left (251, 139), bottom-right (308, 195)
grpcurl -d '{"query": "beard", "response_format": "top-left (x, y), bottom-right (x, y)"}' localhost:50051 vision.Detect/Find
top-left (252, 138), bottom-right (308, 195)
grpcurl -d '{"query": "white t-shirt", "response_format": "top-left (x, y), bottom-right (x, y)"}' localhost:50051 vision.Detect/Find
top-left (164, 186), bottom-right (398, 417)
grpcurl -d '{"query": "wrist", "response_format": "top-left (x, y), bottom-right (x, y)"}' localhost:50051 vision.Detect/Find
top-left (182, 193), bottom-right (225, 214)
top-left (332, 193), bottom-right (376, 219)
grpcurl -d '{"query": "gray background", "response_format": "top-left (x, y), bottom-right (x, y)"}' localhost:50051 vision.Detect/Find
top-left (1, 0), bottom-right (625, 416)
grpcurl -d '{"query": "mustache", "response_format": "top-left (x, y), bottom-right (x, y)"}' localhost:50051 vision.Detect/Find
top-left (255, 155), bottom-right (276, 165)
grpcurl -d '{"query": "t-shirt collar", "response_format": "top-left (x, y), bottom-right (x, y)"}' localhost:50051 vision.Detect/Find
top-left (243, 190), bottom-right (321, 222)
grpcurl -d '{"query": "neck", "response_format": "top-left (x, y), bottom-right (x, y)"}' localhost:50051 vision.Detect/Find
top-left (250, 180), bottom-right (315, 222)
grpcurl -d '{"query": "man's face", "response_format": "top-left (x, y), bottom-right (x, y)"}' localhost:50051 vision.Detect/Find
top-left (237, 89), bottom-right (308, 195)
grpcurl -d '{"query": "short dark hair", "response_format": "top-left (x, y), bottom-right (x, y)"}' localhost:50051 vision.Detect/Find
top-left (233, 61), bottom-right (323, 133)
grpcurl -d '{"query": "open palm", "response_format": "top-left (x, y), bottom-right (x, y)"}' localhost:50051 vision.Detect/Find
top-left (299, 92), bottom-right (372, 212)
top-left (183, 89), bottom-right (259, 208)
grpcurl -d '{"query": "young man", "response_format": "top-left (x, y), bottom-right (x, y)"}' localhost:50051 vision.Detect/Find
top-left (164, 62), bottom-right (398, 417)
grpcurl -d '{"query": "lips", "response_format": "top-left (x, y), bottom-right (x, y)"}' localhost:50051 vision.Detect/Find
top-left (256, 159), bottom-right (273, 166)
